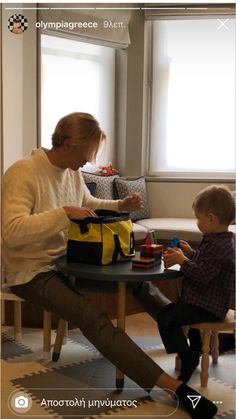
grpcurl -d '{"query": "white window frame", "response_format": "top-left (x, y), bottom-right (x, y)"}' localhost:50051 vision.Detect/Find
top-left (38, 31), bottom-right (118, 171)
top-left (144, 18), bottom-right (235, 181)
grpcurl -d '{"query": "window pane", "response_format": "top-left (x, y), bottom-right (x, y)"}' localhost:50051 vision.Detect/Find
top-left (41, 34), bottom-right (115, 170)
top-left (149, 19), bottom-right (235, 176)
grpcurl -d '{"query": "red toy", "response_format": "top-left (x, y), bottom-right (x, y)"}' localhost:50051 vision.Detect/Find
top-left (140, 244), bottom-right (163, 265)
top-left (98, 163), bottom-right (119, 176)
top-left (132, 256), bottom-right (156, 269)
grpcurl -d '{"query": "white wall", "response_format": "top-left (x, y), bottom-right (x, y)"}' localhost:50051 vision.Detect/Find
top-left (147, 180), bottom-right (235, 218)
top-left (2, 4), bottom-right (37, 171)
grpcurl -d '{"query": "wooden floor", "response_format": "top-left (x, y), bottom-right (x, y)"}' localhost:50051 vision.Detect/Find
top-left (117, 311), bottom-right (158, 335)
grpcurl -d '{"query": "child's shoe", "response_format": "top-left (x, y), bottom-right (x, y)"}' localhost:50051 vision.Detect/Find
top-left (178, 351), bottom-right (200, 383)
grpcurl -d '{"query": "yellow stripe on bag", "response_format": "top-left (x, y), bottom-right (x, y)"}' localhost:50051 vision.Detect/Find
top-left (116, 219), bottom-right (133, 256)
top-left (68, 221), bottom-right (102, 243)
top-left (101, 224), bottom-right (116, 265)
top-left (101, 219), bottom-right (134, 264)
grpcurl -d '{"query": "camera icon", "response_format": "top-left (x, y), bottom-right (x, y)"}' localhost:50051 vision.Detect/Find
top-left (15, 396), bottom-right (29, 408)
top-left (9, 391), bottom-right (32, 413)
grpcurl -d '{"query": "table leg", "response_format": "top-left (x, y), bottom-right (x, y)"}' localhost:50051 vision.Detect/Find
top-left (116, 281), bottom-right (126, 390)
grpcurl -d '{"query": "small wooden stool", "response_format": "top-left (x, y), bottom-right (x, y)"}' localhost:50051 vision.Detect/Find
top-left (175, 310), bottom-right (235, 387)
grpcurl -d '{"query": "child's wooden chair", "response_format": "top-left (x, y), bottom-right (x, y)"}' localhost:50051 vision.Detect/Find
top-left (175, 309), bottom-right (235, 387)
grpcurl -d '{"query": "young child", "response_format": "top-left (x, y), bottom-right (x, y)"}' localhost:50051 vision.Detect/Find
top-left (159, 185), bottom-right (235, 383)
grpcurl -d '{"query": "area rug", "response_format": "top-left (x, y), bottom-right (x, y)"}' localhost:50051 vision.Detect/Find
top-left (12, 357), bottom-right (178, 418)
top-left (11, 334), bottom-right (176, 418)
top-left (1, 333), bottom-right (33, 360)
top-left (2, 327), bottom-right (235, 419)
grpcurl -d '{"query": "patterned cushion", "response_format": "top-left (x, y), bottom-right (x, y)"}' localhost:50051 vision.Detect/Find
top-left (113, 177), bottom-right (150, 221)
top-left (82, 172), bottom-right (119, 200)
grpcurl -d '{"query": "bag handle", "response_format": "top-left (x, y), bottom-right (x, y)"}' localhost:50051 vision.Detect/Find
top-left (112, 234), bottom-right (135, 263)
top-left (73, 211), bottom-right (131, 235)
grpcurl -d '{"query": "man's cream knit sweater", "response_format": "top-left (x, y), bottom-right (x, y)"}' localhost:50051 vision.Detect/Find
top-left (2, 148), bottom-right (120, 286)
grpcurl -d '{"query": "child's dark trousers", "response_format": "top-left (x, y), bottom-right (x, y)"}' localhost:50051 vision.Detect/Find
top-left (157, 301), bottom-right (220, 354)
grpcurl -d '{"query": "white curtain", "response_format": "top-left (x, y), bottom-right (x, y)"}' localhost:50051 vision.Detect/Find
top-left (149, 18), bottom-right (235, 177)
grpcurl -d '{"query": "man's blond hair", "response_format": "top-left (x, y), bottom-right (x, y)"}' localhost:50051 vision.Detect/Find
top-left (52, 112), bottom-right (106, 160)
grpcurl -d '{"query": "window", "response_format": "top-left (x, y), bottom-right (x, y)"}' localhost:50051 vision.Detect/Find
top-left (148, 19), bottom-right (235, 178)
top-left (41, 34), bottom-right (115, 170)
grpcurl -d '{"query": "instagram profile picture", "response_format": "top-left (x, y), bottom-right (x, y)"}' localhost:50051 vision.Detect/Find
top-left (9, 391), bottom-right (32, 414)
top-left (8, 14), bottom-right (28, 34)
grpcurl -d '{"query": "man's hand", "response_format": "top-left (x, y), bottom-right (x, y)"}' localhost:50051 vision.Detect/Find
top-left (163, 247), bottom-right (188, 269)
top-left (118, 193), bottom-right (141, 212)
top-left (63, 206), bottom-right (97, 220)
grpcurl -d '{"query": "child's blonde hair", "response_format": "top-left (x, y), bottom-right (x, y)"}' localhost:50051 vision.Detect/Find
top-left (192, 185), bottom-right (235, 225)
top-left (52, 112), bottom-right (106, 160)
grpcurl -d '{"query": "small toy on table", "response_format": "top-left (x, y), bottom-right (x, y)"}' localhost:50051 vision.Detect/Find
top-left (140, 244), bottom-right (163, 265)
top-left (146, 230), bottom-right (157, 245)
top-left (132, 256), bottom-right (156, 269)
top-left (132, 230), bottom-right (163, 269)
top-left (138, 231), bottom-right (163, 266)
top-left (170, 236), bottom-right (180, 248)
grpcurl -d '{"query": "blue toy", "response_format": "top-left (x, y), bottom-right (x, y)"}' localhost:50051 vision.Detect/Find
top-left (170, 236), bottom-right (180, 248)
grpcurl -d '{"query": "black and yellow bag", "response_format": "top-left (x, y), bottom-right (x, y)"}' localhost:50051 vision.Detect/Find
top-left (67, 210), bottom-right (135, 265)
